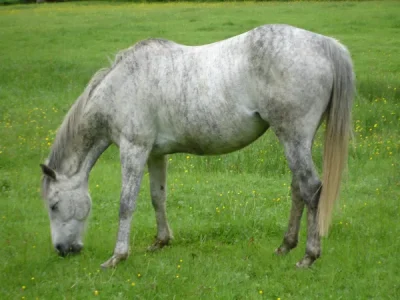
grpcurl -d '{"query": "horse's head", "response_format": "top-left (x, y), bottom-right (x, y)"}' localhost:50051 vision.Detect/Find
top-left (40, 164), bottom-right (91, 256)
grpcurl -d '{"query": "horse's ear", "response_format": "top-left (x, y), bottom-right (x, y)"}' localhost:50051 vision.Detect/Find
top-left (40, 164), bottom-right (57, 180)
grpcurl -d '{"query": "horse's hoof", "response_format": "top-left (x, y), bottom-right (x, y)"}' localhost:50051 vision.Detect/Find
top-left (100, 253), bottom-right (128, 268)
top-left (295, 255), bottom-right (316, 268)
top-left (147, 238), bottom-right (170, 252)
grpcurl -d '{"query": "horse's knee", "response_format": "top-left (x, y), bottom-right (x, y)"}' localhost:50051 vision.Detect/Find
top-left (119, 201), bottom-right (134, 219)
top-left (151, 194), bottom-right (165, 210)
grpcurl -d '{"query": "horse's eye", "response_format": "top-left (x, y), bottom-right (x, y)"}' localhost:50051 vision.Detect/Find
top-left (50, 202), bottom-right (59, 212)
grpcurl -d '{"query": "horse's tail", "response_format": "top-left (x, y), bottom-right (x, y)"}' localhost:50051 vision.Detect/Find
top-left (318, 39), bottom-right (355, 236)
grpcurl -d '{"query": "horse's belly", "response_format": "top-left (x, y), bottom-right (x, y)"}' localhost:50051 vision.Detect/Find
top-left (153, 112), bottom-right (269, 155)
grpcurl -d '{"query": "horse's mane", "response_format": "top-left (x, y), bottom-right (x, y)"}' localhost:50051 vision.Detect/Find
top-left (42, 67), bottom-right (109, 195)
top-left (45, 48), bottom-right (135, 172)
top-left (45, 67), bottom-right (109, 170)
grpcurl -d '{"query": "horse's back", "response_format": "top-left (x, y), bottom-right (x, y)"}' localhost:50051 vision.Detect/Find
top-left (98, 25), bottom-right (350, 155)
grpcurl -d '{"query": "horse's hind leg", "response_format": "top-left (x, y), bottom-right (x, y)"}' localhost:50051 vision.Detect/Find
top-left (279, 138), bottom-right (322, 267)
top-left (275, 178), bottom-right (304, 255)
top-left (298, 191), bottom-right (321, 268)
top-left (147, 155), bottom-right (173, 251)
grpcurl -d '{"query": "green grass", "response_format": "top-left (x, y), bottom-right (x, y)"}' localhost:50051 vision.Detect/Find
top-left (0, 1), bottom-right (399, 299)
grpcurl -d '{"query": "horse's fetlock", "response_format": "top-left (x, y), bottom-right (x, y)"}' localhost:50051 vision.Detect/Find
top-left (284, 236), bottom-right (298, 249)
top-left (306, 247), bottom-right (321, 260)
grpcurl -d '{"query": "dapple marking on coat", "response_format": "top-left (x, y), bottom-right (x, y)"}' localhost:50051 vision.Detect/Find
top-left (40, 24), bottom-right (354, 268)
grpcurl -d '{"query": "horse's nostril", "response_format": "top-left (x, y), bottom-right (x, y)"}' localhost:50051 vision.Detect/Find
top-left (55, 243), bottom-right (67, 256)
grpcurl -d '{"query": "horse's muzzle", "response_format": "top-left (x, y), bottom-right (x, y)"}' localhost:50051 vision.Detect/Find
top-left (55, 243), bottom-right (83, 256)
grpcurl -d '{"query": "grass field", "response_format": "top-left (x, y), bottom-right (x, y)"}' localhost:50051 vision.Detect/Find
top-left (1, 1), bottom-right (399, 299)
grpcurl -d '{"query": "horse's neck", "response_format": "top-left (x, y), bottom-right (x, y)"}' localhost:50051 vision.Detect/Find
top-left (59, 138), bottom-right (109, 178)
top-left (49, 106), bottom-right (110, 179)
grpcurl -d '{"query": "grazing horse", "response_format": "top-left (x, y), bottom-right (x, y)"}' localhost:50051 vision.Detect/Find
top-left (40, 24), bottom-right (354, 268)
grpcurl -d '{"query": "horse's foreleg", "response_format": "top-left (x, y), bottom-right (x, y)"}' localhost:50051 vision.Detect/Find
top-left (147, 155), bottom-right (173, 251)
top-left (275, 178), bottom-right (304, 255)
top-left (101, 139), bottom-right (150, 268)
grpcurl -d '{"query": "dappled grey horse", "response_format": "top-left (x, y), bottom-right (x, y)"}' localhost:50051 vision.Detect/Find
top-left (40, 24), bottom-right (354, 268)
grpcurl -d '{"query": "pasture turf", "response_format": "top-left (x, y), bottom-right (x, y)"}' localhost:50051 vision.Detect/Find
top-left (0, 1), bottom-right (399, 299)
